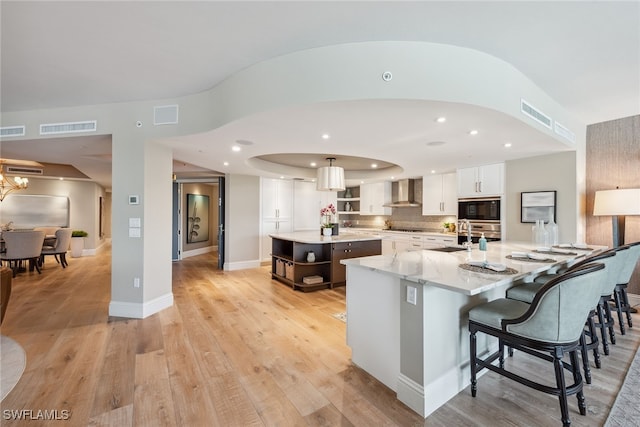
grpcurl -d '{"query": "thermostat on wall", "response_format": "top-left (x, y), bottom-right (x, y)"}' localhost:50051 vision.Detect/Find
top-left (129, 195), bottom-right (139, 205)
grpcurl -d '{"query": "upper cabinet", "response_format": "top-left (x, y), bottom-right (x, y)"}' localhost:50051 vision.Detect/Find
top-left (293, 181), bottom-right (337, 231)
top-left (262, 178), bottom-right (293, 220)
top-left (457, 163), bottom-right (504, 197)
top-left (422, 173), bottom-right (457, 216)
top-left (360, 182), bottom-right (392, 216)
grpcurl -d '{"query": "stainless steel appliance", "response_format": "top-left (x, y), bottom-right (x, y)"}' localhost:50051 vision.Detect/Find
top-left (457, 220), bottom-right (501, 244)
top-left (458, 197), bottom-right (500, 221)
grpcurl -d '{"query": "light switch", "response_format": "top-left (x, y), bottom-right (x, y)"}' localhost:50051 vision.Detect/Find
top-left (129, 228), bottom-right (141, 238)
top-left (406, 285), bottom-right (417, 305)
top-left (129, 217), bottom-right (141, 228)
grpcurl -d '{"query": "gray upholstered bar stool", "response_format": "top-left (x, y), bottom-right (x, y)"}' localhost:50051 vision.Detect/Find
top-left (469, 263), bottom-right (607, 427)
top-left (612, 241), bottom-right (639, 334)
top-left (505, 249), bottom-right (618, 382)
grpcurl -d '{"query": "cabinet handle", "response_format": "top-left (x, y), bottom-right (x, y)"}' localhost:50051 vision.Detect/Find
top-left (478, 181), bottom-right (482, 192)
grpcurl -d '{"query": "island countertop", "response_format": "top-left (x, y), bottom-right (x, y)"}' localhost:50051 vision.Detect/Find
top-left (341, 241), bottom-right (605, 295)
top-left (268, 231), bottom-right (382, 244)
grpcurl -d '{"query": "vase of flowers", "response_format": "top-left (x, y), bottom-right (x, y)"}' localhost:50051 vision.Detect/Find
top-left (320, 203), bottom-right (336, 235)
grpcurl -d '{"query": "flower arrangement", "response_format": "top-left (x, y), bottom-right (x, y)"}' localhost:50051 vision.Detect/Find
top-left (320, 203), bottom-right (336, 228)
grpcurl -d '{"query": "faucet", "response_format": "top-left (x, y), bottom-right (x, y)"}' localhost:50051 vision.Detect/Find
top-left (466, 219), bottom-right (472, 244)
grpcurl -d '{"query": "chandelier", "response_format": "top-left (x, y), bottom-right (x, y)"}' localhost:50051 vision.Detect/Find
top-left (0, 161), bottom-right (35, 202)
top-left (316, 157), bottom-right (345, 191)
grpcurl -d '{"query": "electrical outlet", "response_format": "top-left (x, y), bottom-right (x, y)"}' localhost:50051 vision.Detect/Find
top-left (406, 286), bottom-right (417, 305)
top-left (134, 277), bottom-right (140, 288)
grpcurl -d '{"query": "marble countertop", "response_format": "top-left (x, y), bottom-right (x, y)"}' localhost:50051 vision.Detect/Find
top-left (341, 241), bottom-right (605, 295)
top-left (343, 228), bottom-right (457, 238)
top-left (269, 231), bottom-right (382, 244)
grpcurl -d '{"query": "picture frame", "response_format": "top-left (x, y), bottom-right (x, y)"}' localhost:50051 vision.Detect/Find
top-left (186, 194), bottom-right (210, 243)
top-left (521, 191), bottom-right (556, 223)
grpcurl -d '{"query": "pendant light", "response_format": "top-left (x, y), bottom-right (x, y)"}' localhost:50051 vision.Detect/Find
top-left (316, 157), bottom-right (345, 191)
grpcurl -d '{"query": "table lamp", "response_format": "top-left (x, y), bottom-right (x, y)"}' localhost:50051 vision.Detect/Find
top-left (593, 188), bottom-right (640, 247)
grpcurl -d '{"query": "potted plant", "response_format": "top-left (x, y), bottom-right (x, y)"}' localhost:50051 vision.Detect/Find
top-left (70, 230), bottom-right (88, 258)
top-left (320, 204), bottom-right (336, 236)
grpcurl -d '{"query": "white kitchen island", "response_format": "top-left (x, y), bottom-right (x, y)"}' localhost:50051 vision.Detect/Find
top-left (341, 242), bottom-right (604, 417)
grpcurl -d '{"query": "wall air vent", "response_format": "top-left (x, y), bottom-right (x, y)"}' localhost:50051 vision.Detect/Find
top-left (520, 99), bottom-right (552, 129)
top-left (554, 121), bottom-right (575, 144)
top-left (0, 125), bottom-right (26, 138)
top-left (6, 166), bottom-right (43, 175)
top-left (154, 105), bottom-right (179, 125)
top-left (40, 120), bottom-right (97, 135)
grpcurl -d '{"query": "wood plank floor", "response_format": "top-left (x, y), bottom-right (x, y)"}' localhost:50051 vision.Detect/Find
top-left (1, 243), bottom-right (638, 426)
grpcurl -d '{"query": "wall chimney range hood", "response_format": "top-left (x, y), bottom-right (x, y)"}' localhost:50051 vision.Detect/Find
top-left (383, 179), bottom-right (421, 207)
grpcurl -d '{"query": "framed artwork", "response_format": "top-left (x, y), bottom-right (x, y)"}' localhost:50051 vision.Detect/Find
top-left (187, 194), bottom-right (209, 243)
top-left (521, 191), bottom-right (556, 223)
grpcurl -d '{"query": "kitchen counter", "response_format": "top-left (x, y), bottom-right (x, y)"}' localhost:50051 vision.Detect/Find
top-left (268, 231), bottom-right (382, 244)
top-left (341, 241), bottom-right (605, 418)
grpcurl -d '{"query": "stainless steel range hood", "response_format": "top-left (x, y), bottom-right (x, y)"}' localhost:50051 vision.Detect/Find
top-left (383, 179), bottom-right (421, 207)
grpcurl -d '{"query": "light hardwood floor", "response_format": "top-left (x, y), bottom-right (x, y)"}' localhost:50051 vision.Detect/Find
top-left (1, 243), bottom-right (638, 426)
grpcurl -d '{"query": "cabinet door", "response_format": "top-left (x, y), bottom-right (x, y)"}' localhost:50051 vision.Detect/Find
top-left (293, 181), bottom-right (336, 231)
top-left (441, 172), bottom-right (458, 215)
top-left (360, 182), bottom-right (391, 215)
top-left (262, 178), bottom-right (293, 220)
top-left (422, 174), bottom-right (444, 215)
top-left (457, 167), bottom-right (480, 197)
top-left (477, 163), bottom-right (504, 196)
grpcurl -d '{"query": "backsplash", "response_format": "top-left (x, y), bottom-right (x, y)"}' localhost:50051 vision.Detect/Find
top-left (340, 206), bottom-right (456, 232)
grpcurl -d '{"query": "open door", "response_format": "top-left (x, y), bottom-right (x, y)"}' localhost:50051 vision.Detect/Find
top-left (217, 177), bottom-right (225, 269)
top-left (172, 181), bottom-right (180, 261)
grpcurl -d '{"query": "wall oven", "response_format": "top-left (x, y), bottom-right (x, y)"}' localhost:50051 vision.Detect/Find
top-left (458, 197), bottom-right (501, 244)
top-left (458, 197), bottom-right (500, 221)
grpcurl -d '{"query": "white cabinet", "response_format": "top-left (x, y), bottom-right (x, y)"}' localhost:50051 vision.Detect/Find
top-left (457, 163), bottom-right (504, 197)
top-left (261, 178), bottom-right (294, 261)
top-left (423, 234), bottom-right (457, 248)
top-left (292, 181), bottom-right (337, 231)
top-left (360, 182), bottom-right (392, 216)
top-left (422, 173), bottom-right (457, 215)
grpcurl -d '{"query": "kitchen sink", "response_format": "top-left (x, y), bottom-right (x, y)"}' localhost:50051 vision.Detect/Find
top-left (426, 246), bottom-right (468, 253)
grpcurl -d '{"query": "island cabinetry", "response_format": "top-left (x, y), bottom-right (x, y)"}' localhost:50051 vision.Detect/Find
top-left (271, 238), bottom-right (332, 292)
top-left (331, 240), bottom-right (382, 285)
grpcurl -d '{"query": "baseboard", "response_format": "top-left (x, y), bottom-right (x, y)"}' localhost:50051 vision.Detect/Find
top-left (109, 292), bottom-right (174, 319)
top-left (224, 259), bottom-right (261, 271)
top-left (182, 245), bottom-right (216, 259)
top-left (397, 374), bottom-right (425, 417)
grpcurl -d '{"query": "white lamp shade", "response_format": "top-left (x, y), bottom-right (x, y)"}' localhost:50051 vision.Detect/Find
top-left (593, 188), bottom-right (640, 216)
top-left (316, 166), bottom-right (345, 191)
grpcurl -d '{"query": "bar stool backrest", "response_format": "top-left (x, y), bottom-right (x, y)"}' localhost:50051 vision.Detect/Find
top-left (503, 263), bottom-right (606, 344)
top-left (616, 242), bottom-right (640, 285)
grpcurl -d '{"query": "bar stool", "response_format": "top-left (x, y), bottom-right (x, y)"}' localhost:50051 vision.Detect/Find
top-left (469, 263), bottom-right (607, 427)
top-left (505, 249), bottom-right (618, 382)
top-left (611, 241), bottom-right (639, 334)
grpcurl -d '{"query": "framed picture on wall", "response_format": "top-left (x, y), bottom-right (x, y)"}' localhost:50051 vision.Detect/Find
top-left (521, 191), bottom-right (556, 223)
top-left (187, 194), bottom-right (210, 243)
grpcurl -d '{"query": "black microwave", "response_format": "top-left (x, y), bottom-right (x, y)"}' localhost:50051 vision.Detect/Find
top-left (458, 198), bottom-right (501, 221)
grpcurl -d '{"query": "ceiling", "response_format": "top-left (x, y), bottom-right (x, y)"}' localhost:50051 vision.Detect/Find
top-left (1, 1), bottom-right (638, 189)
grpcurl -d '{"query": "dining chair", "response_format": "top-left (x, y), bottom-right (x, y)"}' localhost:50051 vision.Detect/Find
top-left (40, 228), bottom-right (73, 268)
top-left (469, 263), bottom-right (607, 427)
top-left (0, 230), bottom-right (46, 277)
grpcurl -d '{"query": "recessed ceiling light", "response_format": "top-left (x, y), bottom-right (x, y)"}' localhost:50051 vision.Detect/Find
top-left (426, 141), bottom-right (446, 147)
top-left (431, 170), bottom-right (436, 174)
top-left (321, 133), bottom-right (330, 140)
top-left (223, 161), bottom-right (229, 166)
top-left (232, 145), bottom-right (241, 152)
top-left (504, 143), bottom-right (512, 148)
top-left (390, 176), bottom-right (395, 179)
top-left (436, 117), bottom-right (446, 123)
top-left (280, 176), bottom-right (285, 179)
top-left (360, 180), bottom-right (364, 184)
top-left (469, 130), bottom-right (479, 135)
top-left (371, 163), bottom-right (378, 168)
top-left (310, 162), bottom-right (317, 167)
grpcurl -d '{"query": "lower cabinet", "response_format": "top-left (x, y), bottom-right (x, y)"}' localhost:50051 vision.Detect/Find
top-left (270, 237), bottom-right (381, 291)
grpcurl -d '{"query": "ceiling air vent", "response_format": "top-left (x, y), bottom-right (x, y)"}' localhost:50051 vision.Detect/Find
top-left (6, 166), bottom-right (43, 175)
top-left (0, 125), bottom-right (26, 138)
top-left (520, 99), bottom-right (552, 129)
top-left (554, 121), bottom-right (575, 144)
top-left (154, 105), bottom-right (179, 125)
top-left (40, 120), bottom-right (97, 135)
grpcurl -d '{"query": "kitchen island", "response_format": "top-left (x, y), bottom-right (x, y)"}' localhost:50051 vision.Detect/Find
top-left (269, 231), bottom-right (382, 291)
top-left (341, 242), bottom-right (604, 417)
